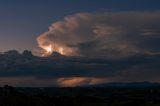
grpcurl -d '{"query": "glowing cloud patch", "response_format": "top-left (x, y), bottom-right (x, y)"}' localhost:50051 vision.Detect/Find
top-left (37, 12), bottom-right (160, 58)
top-left (57, 77), bottom-right (108, 87)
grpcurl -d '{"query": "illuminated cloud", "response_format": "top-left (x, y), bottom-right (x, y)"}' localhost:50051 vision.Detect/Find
top-left (37, 11), bottom-right (160, 58)
top-left (0, 11), bottom-right (160, 87)
top-left (57, 77), bottom-right (108, 87)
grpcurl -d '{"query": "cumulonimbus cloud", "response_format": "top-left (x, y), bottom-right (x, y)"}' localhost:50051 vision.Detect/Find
top-left (37, 11), bottom-right (160, 58)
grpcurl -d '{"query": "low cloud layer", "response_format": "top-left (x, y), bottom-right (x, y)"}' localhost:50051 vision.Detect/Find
top-left (37, 11), bottom-right (160, 58)
top-left (0, 50), bottom-right (159, 87)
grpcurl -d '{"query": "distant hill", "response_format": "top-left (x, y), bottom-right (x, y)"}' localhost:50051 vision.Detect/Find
top-left (88, 82), bottom-right (160, 88)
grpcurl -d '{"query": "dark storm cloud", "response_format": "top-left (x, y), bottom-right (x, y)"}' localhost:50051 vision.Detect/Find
top-left (0, 50), bottom-right (160, 86)
top-left (37, 11), bottom-right (160, 58)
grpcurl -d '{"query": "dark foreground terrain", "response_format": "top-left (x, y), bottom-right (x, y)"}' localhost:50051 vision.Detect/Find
top-left (0, 85), bottom-right (160, 106)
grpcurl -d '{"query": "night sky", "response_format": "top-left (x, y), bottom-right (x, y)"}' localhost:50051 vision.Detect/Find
top-left (0, 0), bottom-right (160, 87)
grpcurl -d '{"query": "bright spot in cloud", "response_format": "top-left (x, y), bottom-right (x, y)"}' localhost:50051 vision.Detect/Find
top-left (41, 44), bottom-right (68, 56)
top-left (45, 45), bottom-right (53, 53)
top-left (42, 44), bottom-right (53, 56)
top-left (57, 77), bottom-right (108, 87)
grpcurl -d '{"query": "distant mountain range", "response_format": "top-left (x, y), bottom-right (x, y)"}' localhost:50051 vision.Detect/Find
top-left (87, 82), bottom-right (160, 88)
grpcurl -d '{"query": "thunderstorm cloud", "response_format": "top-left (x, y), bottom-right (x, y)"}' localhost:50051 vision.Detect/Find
top-left (37, 11), bottom-right (160, 58)
top-left (0, 11), bottom-right (160, 87)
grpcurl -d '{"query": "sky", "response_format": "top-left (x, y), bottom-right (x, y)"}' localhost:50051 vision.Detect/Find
top-left (0, 0), bottom-right (160, 87)
top-left (0, 0), bottom-right (160, 52)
